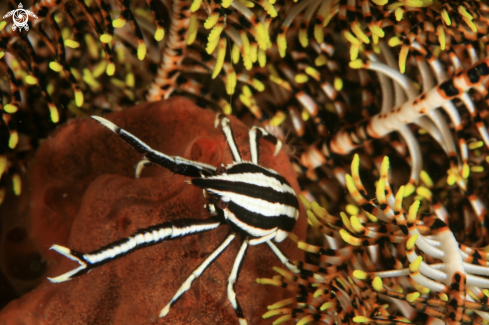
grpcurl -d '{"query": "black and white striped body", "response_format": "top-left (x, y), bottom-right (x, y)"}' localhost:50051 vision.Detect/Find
top-left (191, 162), bottom-right (299, 241)
top-left (48, 113), bottom-right (300, 325)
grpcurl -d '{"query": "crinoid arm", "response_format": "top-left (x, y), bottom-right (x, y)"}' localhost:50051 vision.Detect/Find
top-left (48, 216), bottom-right (224, 283)
top-left (92, 116), bottom-right (216, 177)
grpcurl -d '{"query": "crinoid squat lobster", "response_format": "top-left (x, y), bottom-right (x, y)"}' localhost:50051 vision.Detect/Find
top-left (48, 113), bottom-right (301, 324)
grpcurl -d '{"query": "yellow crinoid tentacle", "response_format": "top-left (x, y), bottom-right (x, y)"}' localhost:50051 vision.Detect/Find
top-left (212, 38), bottom-right (227, 79)
top-left (206, 25), bottom-right (225, 54)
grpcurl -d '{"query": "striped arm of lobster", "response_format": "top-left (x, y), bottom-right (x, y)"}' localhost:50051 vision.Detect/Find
top-left (92, 116), bottom-right (217, 177)
top-left (48, 216), bottom-right (224, 283)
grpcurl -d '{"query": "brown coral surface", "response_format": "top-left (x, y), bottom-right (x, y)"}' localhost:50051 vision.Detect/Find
top-left (0, 97), bottom-right (306, 324)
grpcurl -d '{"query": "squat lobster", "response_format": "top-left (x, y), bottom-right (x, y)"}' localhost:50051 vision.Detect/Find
top-left (48, 113), bottom-right (301, 324)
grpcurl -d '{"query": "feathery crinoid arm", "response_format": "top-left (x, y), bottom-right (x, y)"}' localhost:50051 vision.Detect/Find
top-left (329, 58), bottom-right (489, 156)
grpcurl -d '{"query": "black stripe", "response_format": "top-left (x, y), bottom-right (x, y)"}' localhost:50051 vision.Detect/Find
top-left (430, 218), bottom-right (447, 231)
top-left (116, 128), bottom-right (149, 155)
top-left (253, 129), bottom-right (262, 164)
top-left (146, 151), bottom-right (212, 177)
top-left (192, 179), bottom-right (299, 209)
top-left (70, 250), bottom-right (86, 263)
top-left (226, 163), bottom-right (291, 187)
top-left (228, 202), bottom-right (296, 232)
top-left (474, 61), bottom-right (489, 77)
top-left (439, 80), bottom-right (459, 97)
top-left (467, 66), bottom-right (481, 84)
top-left (262, 134), bottom-right (278, 145)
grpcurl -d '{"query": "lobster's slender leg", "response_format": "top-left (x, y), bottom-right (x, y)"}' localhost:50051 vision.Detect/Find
top-left (248, 126), bottom-right (282, 164)
top-left (135, 158), bottom-right (152, 178)
top-left (227, 237), bottom-right (249, 325)
top-left (215, 114), bottom-right (242, 162)
top-left (266, 240), bottom-right (300, 273)
top-left (159, 232), bottom-right (236, 317)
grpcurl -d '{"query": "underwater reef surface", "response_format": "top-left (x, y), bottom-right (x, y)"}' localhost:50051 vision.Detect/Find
top-left (2, 0), bottom-right (489, 324)
top-left (0, 97), bottom-right (306, 324)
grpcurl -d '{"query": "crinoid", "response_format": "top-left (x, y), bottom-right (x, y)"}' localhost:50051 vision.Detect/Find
top-left (261, 154), bottom-right (489, 325)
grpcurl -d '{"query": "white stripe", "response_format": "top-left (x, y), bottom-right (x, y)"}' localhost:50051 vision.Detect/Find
top-left (135, 234), bottom-right (145, 244)
top-left (249, 232), bottom-right (276, 245)
top-left (98, 253), bottom-right (105, 262)
top-left (159, 228), bottom-right (172, 238)
top-left (211, 172), bottom-right (296, 196)
top-left (249, 128), bottom-right (259, 164)
top-left (85, 254), bottom-right (94, 264)
top-left (170, 222), bottom-right (220, 238)
top-left (108, 248), bottom-right (116, 258)
top-left (121, 243), bottom-right (129, 253)
top-left (171, 225), bottom-right (192, 238)
top-left (217, 191), bottom-right (297, 218)
top-left (49, 245), bottom-right (83, 264)
top-left (145, 233), bottom-right (154, 243)
top-left (92, 253), bottom-right (102, 263)
top-left (88, 254), bottom-right (97, 264)
top-left (152, 230), bottom-right (160, 241)
top-left (92, 116), bottom-right (119, 132)
top-left (48, 264), bottom-right (87, 283)
top-left (227, 161), bottom-right (281, 175)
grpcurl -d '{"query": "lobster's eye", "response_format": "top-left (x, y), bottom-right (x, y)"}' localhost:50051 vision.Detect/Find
top-left (216, 199), bottom-right (229, 210)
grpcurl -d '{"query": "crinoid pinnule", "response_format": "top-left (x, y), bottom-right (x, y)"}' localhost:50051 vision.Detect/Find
top-left (262, 154), bottom-right (489, 324)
